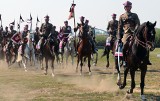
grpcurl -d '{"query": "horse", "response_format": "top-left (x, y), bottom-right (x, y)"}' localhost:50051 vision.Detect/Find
top-left (117, 21), bottom-right (156, 99)
top-left (76, 25), bottom-right (92, 75)
top-left (64, 35), bottom-right (76, 66)
top-left (101, 35), bottom-right (118, 68)
top-left (40, 37), bottom-right (55, 76)
top-left (26, 32), bottom-right (36, 66)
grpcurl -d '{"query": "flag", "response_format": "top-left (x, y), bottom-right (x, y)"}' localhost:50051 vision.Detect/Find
top-left (10, 20), bottom-right (15, 26)
top-left (68, 3), bottom-right (76, 20)
top-left (20, 14), bottom-right (24, 22)
top-left (17, 23), bottom-right (20, 29)
top-left (30, 13), bottom-right (32, 21)
top-left (37, 16), bottom-right (40, 22)
top-left (0, 14), bottom-right (1, 21)
top-left (11, 33), bottom-right (21, 44)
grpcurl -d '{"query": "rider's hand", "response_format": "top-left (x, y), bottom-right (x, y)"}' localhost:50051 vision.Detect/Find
top-left (118, 39), bottom-right (122, 43)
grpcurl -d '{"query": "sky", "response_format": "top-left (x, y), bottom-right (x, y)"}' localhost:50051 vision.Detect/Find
top-left (0, 0), bottom-right (160, 31)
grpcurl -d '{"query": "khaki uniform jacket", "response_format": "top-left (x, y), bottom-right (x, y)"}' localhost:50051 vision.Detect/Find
top-left (107, 20), bottom-right (118, 37)
top-left (118, 12), bottom-right (140, 44)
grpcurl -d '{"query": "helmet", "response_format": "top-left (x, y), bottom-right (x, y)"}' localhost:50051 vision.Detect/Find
top-left (123, 1), bottom-right (132, 7)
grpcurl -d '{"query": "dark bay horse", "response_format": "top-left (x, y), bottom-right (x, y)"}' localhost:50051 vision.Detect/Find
top-left (101, 35), bottom-right (117, 67)
top-left (40, 38), bottom-right (55, 76)
top-left (117, 21), bottom-right (156, 99)
top-left (76, 26), bottom-right (92, 75)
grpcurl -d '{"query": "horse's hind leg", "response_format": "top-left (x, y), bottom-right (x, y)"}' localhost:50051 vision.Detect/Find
top-left (127, 68), bottom-right (135, 94)
top-left (106, 48), bottom-right (110, 68)
top-left (76, 55), bottom-right (79, 73)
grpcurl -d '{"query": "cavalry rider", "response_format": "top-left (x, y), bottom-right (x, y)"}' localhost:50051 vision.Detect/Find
top-left (38, 15), bottom-right (53, 55)
top-left (21, 37), bottom-right (28, 56)
top-left (118, 1), bottom-right (140, 67)
top-left (74, 16), bottom-right (97, 53)
top-left (62, 21), bottom-right (72, 45)
top-left (34, 27), bottom-right (40, 47)
top-left (85, 19), bottom-right (97, 53)
top-left (107, 13), bottom-right (118, 41)
top-left (22, 24), bottom-right (29, 40)
top-left (51, 26), bottom-right (59, 54)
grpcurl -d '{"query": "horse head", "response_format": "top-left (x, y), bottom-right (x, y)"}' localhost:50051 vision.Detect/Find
top-left (144, 21), bottom-right (156, 51)
top-left (136, 21), bottom-right (156, 51)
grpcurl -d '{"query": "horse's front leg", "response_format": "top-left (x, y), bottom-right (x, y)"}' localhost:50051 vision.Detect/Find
top-left (76, 55), bottom-right (79, 73)
top-left (127, 68), bottom-right (135, 94)
top-left (80, 56), bottom-right (83, 75)
top-left (51, 56), bottom-right (55, 77)
top-left (115, 57), bottom-right (121, 86)
top-left (140, 66), bottom-right (147, 97)
top-left (119, 66), bottom-right (129, 89)
top-left (88, 56), bottom-right (91, 75)
top-left (44, 58), bottom-right (48, 75)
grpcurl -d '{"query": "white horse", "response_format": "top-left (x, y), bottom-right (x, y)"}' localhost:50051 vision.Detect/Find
top-left (64, 35), bottom-right (76, 66)
top-left (26, 32), bottom-right (36, 66)
top-left (17, 32), bottom-right (36, 71)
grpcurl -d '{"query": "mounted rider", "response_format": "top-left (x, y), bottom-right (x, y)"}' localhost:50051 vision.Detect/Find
top-left (107, 13), bottom-right (118, 41)
top-left (118, 1), bottom-right (140, 67)
top-left (37, 15), bottom-right (53, 56)
top-left (74, 16), bottom-right (97, 53)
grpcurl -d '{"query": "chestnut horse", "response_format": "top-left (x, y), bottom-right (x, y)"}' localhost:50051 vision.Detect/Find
top-left (117, 21), bottom-right (156, 99)
top-left (76, 26), bottom-right (92, 75)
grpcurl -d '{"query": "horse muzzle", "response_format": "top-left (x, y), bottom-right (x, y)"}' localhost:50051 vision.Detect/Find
top-left (147, 41), bottom-right (155, 51)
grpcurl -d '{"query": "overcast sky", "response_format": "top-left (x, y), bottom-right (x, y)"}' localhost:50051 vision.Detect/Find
top-left (0, 0), bottom-right (160, 31)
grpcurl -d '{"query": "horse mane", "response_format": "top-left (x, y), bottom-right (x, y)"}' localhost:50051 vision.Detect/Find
top-left (136, 22), bottom-right (147, 36)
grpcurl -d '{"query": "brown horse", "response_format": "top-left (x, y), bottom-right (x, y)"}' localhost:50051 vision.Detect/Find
top-left (40, 38), bottom-right (55, 76)
top-left (117, 21), bottom-right (156, 99)
top-left (76, 26), bottom-right (92, 75)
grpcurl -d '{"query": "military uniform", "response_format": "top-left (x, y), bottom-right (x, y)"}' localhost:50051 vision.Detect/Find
top-left (118, 12), bottom-right (140, 44)
top-left (107, 19), bottom-right (118, 37)
top-left (40, 22), bottom-right (53, 39)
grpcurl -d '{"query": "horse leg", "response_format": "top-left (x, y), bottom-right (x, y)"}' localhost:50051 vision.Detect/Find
top-left (119, 66), bottom-right (129, 89)
top-left (115, 57), bottom-right (121, 86)
top-left (76, 55), bottom-right (79, 73)
top-left (140, 66), bottom-right (147, 96)
top-left (51, 56), bottom-right (55, 77)
top-left (95, 52), bottom-right (98, 66)
top-left (106, 48), bottom-right (110, 68)
top-left (44, 58), bottom-right (48, 75)
top-left (80, 56), bottom-right (83, 75)
top-left (88, 56), bottom-right (91, 75)
top-left (127, 68), bottom-right (135, 94)
top-left (71, 53), bottom-right (74, 66)
top-left (22, 57), bottom-right (27, 72)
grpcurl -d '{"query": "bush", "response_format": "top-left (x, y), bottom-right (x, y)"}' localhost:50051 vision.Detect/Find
top-left (155, 28), bottom-right (160, 47)
top-left (95, 35), bottom-right (107, 46)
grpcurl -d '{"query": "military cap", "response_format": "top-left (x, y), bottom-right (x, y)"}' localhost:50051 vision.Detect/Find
top-left (44, 15), bottom-right (49, 18)
top-left (80, 16), bottom-right (85, 20)
top-left (111, 13), bottom-right (116, 17)
top-left (85, 20), bottom-right (89, 23)
top-left (64, 20), bottom-right (68, 23)
top-left (9, 23), bottom-right (14, 27)
top-left (123, 1), bottom-right (132, 7)
top-left (72, 3), bottom-right (76, 6)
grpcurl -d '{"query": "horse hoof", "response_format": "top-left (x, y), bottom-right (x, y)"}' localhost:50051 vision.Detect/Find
top-left (52, 73), bottom-right (55, 77)
top-left (106, 64), bottom-right (109, 68)
top-left (89, 72), bottom-right (92, 75)
top-left (44, 72), bottom-right (47, 75)
top-left (127, 89), bottom-right (133, 94)
top-left (25, 70), bottom-right (27, 72)
top-left (41, 67), bottom-right (44, 70)
top-left (141, 95), bottom-right (146, 100)
top-left (93, 63), bottom-right (96, 66)
top-left (119, 85), bottom-right (125, 89)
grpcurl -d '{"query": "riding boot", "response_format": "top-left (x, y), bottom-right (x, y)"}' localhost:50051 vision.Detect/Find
top-left (147, 49), bottom-right (152, 65)
top-left (122, 42), bottom-right (129, 67)
top-left (91, 41), bottom-right (97, 53)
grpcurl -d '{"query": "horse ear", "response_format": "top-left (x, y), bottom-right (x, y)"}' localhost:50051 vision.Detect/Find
top-left (153, 21), bottom-right (157, 27)
top-left (146, 21), bottom-right (150, 27)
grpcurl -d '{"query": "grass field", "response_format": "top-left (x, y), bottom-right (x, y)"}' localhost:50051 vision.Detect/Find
top-left (0, 48), bottom-right (160, 101)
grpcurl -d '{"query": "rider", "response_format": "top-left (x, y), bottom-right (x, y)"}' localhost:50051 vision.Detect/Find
top-left (107, 13), bottom-right (118, 40)
top-left (51, 26), bottom-right (59, 54)
top-left (118, 1), bottom-right (140, 67)
top-left (38, 15), bottom-right (53, 55)
top-left (62, 21), bottom-right (72, 45)
top-left (85, 19), bottom-right (97, 53)
top-left (74, 16), bottom-right (97, 53)
top-left (22, 24), bottom-right (29, 40)
top-left (21, 37), bottom-right (28, 56)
